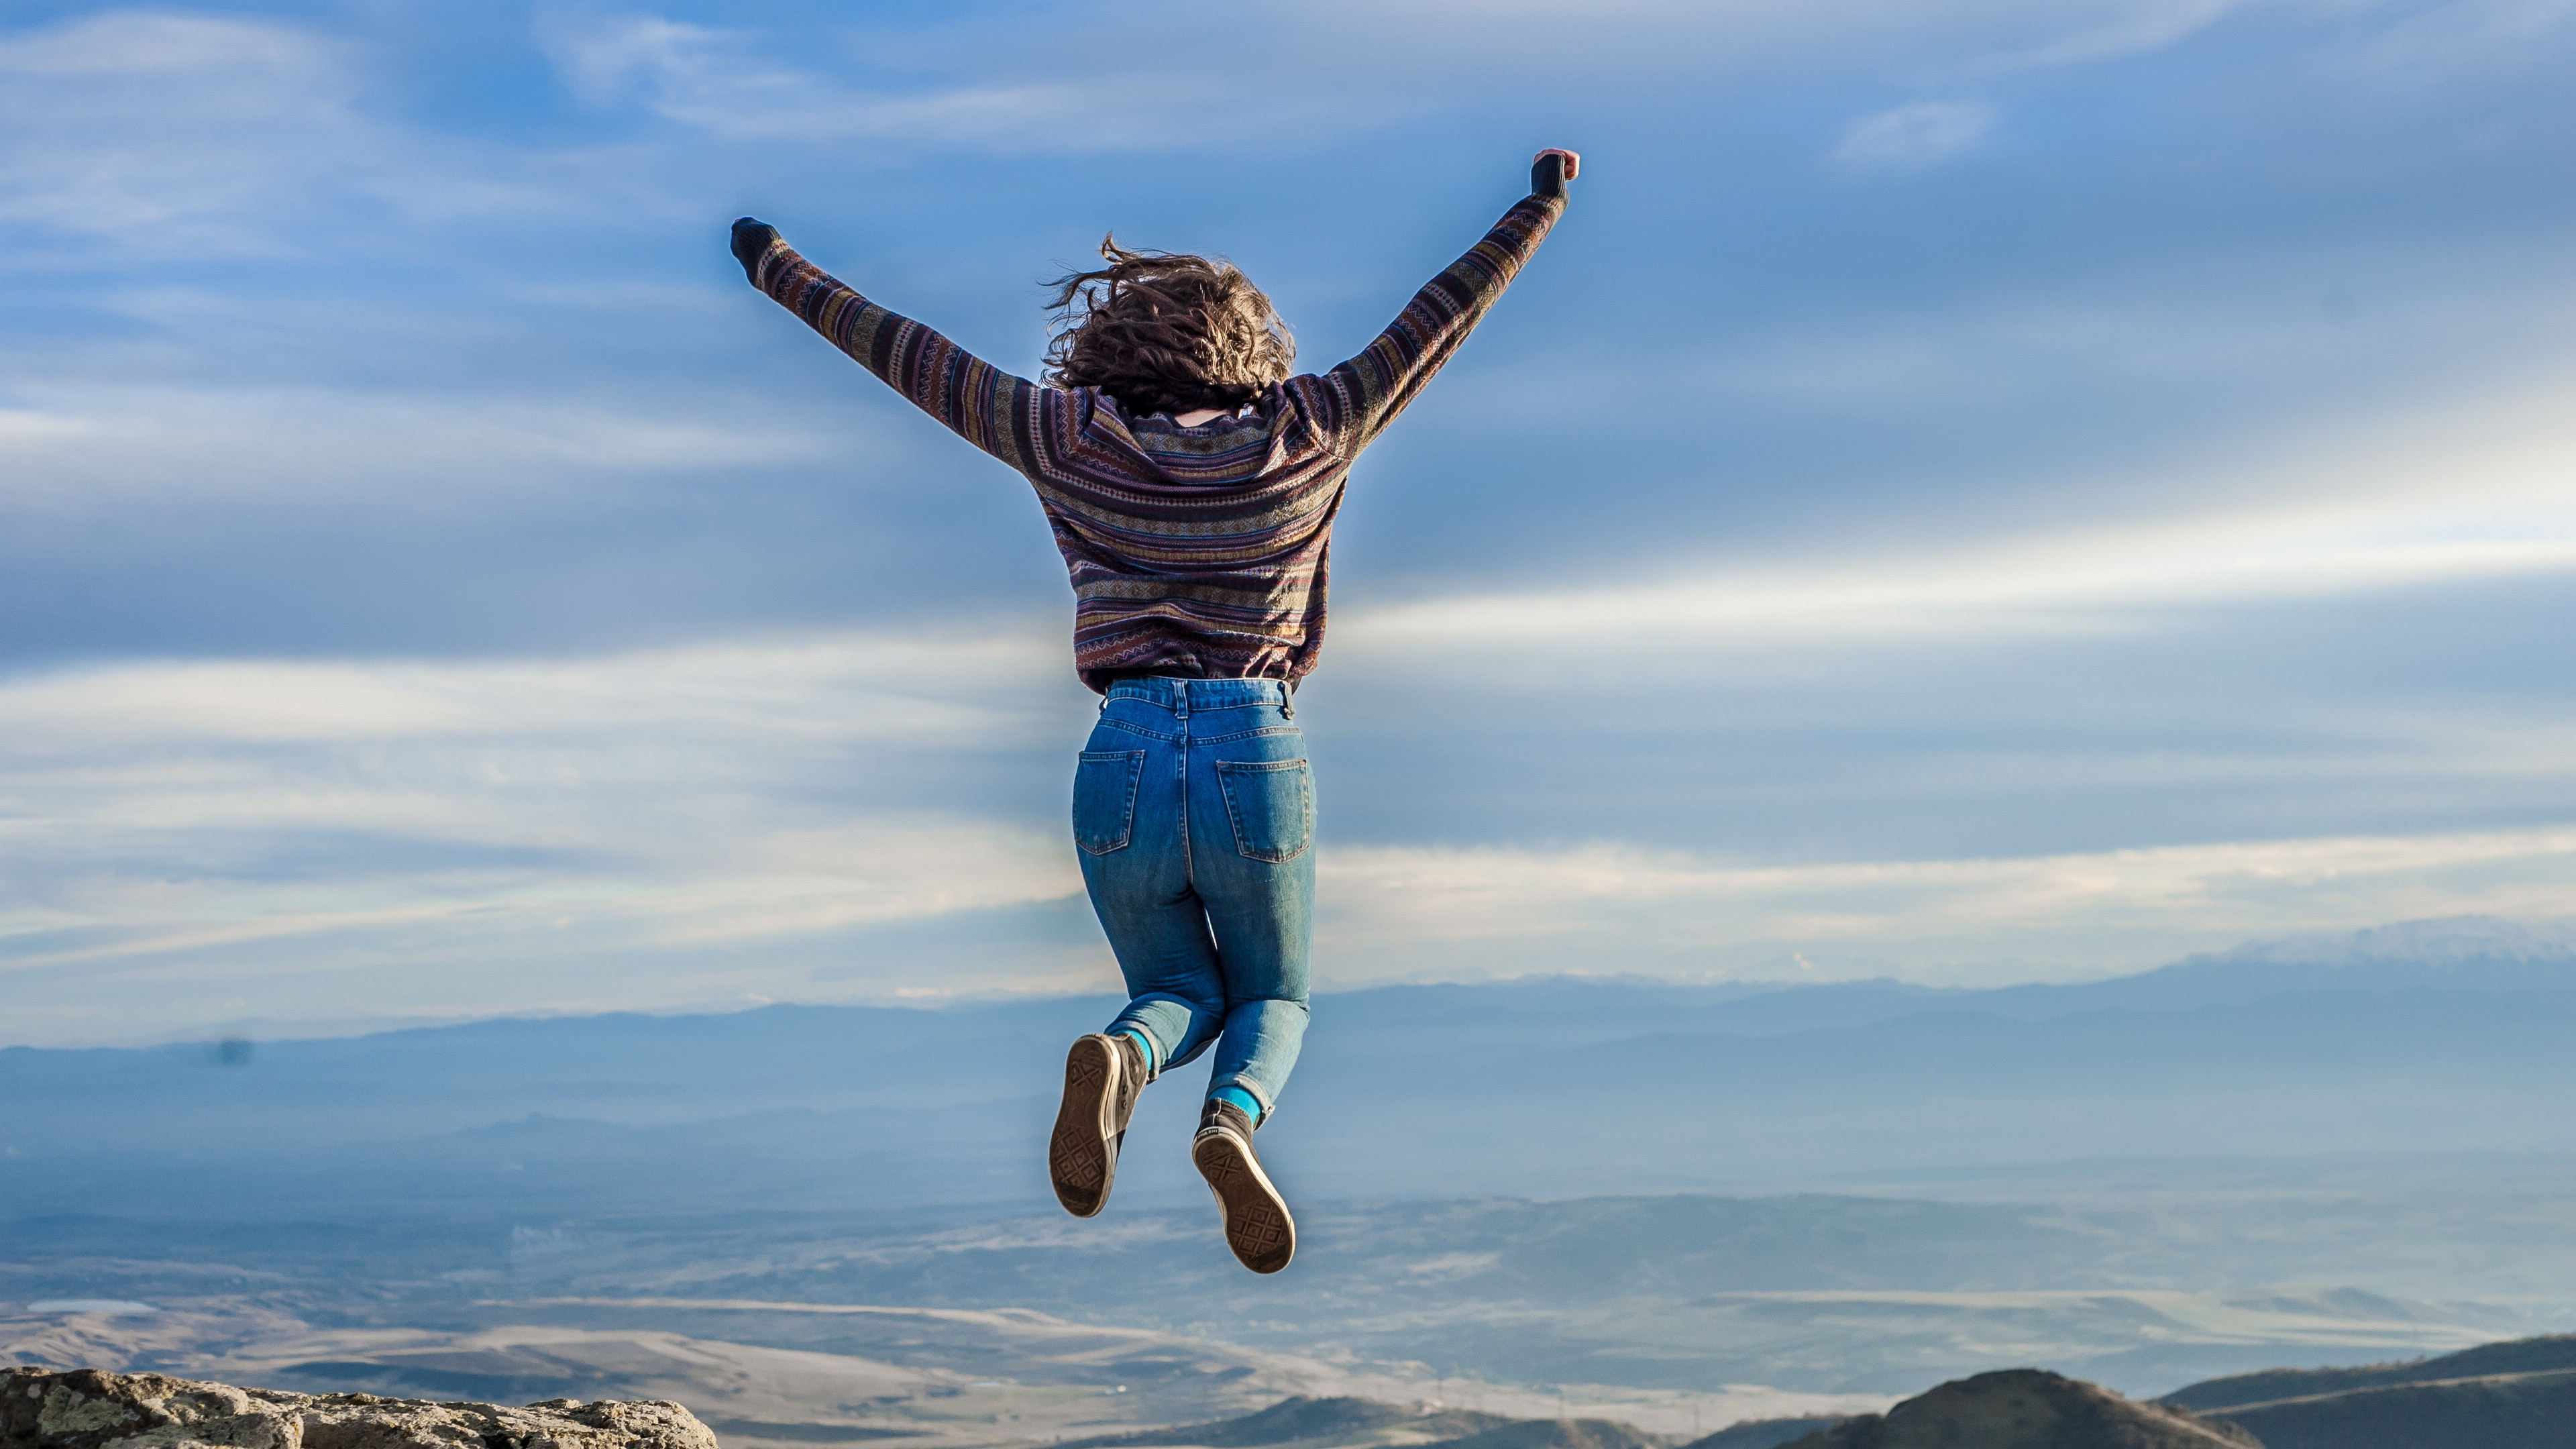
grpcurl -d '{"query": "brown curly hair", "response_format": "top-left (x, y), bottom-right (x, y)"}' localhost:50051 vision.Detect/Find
top-left (1044, 237), bottom-right (1294, 417)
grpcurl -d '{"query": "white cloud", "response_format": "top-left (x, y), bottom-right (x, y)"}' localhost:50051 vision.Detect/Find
top-left (531, 0), bottom-right (2265, 156)
top-left (0, 12), bottom-right (365, 246)
top-left (1832, 101), bottom-right (1996, 168)
top-left (1249, 0), bottom-right (2262, 76)
top-left (1349, 368), bottom-right (2576, 652)
top-left (1354, 493), bottom-right (2576, 651)
top-left (0, 630), bottom-right (1101, 1043)
top-left (0, 380), bottom-right (848, 505)
top-left (2339, 0), bottom-right (2576, 78)
top-left (1317, 830), bottom-right (2576, 985)
top-left (534, 12), bottom-right (1376, 153)
top-left (1980, 0), bottom-right (2243, 69)
top-left (0, 11), bottom-right (346, 93)
top-left (8, 614), bottom-right (2576, 1043)
top-left (0, 409), bottom-right (93, 444)
top-left (0, 10), bottom-right (690, 262)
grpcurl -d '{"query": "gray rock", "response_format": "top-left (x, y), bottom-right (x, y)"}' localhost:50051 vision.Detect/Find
top-left (1775, 1370), bottom-right (2260, 1448)
top-left (3, 1368), bottom-right (719, 1449)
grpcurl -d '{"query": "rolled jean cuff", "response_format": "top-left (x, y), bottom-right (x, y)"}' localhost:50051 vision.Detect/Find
top-left (1204, 1072), bottom-right (1275, 1122)
top-left (1108, 991), bottom-right (1219, 1077)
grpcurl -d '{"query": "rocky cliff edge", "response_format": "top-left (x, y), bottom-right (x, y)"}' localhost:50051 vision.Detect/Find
top-left (3, 1368), bottom-right (718, 1449)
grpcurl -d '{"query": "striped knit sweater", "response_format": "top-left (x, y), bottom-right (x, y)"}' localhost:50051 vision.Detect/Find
top-left (753, 191), bottom-right (1564, 692)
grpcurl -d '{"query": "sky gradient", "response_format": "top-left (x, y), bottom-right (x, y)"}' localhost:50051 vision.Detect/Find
top-left (5, 0), bottom-right (2576, 1044)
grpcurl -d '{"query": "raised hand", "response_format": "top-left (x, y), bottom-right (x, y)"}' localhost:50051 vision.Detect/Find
top-left (1531, 149), bottom-right (1581, 200)
top-left (731, 217), bottom-right (780, 284)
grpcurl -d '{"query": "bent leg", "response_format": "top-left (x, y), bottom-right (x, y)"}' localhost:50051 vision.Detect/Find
top-left (1089, 879), bottom-right (1228, 1075)
top-left (1189, 731), bottom-right (1318, 1119)
top-left (1075, 725), bottom-right (1225, 1073)
top-left (1206, 995), bottom-right (1309, 1116)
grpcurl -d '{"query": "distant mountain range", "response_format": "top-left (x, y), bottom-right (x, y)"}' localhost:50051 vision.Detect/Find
top-left (5, 914), bottom-right (2573, 1216)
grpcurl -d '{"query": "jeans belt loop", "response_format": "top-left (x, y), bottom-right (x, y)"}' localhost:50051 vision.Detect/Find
top-left (1279, 679), bottom-right (1294, 720)
top-left (1172, 678), bottom-right (1188, 721)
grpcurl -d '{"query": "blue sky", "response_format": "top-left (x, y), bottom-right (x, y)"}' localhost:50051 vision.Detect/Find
top-left (5, 0), bottom-right (2576, 1044)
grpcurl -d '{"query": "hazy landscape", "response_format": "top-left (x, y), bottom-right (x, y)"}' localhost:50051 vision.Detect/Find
top-left (9, 918), bottom-right (2574, 1442)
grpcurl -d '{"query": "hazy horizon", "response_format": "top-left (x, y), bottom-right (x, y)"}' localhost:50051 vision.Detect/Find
top-left (1, 910), bottom-right (2566, 1050)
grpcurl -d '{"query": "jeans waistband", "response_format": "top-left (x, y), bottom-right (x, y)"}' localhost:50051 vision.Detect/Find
top-left (1103, 676), bottom-right (1294, 716)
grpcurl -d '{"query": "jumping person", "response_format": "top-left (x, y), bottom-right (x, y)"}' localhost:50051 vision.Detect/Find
top-left (729, 149), bottom-right (1577, 1274)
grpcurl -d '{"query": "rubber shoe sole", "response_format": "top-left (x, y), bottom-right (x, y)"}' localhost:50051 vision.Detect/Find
top-left (1192, 1124), bottom-right (1296, 1273)
top-left (1049, 1034), bottom-right (1127, 1217)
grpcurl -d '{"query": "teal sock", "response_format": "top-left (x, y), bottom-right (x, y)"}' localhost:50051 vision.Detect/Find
top-left (1210, 1085), bottom-right (1262, 1123)
top-left (1115, 1028), bottom-right (1157, 1077)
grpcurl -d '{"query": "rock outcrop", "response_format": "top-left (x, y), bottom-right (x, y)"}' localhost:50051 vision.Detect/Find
top-left (2157, 1332), bottom-right (2576, 1449)
top-left (1778, 1369), bottom-right (2258, 1448)
top-left (2175, 1370), bottom-right (2576, 1449)
top-left (2, 1368), bottom-right (718, 1449)
top-left (2158, 1330), bottom-right (2576, 1411)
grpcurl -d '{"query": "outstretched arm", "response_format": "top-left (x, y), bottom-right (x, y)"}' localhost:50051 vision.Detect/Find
top-left (1316, 150), bottom-right (1577, 453)
top-left (731, 219), bottom-right (1042, 472)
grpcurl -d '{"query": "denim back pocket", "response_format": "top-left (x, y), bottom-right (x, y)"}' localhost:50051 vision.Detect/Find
top-left (1072, 750), bottom-right (1146, 855)
top-left (1214, 757), bottom-right (1311, 863)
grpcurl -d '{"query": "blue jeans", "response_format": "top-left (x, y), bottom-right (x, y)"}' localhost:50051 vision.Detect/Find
top-left (1073, 676), bottom-right (1313, 1120)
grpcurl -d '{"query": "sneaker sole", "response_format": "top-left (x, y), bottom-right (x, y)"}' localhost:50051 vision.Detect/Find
top-left (1191, 1127), bottom-right (1295, 1274)
top-left (1049, 1035), bottom-right (1123, 1218)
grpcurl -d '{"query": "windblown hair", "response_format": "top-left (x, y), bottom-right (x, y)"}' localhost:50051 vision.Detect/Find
top-left (1044, 237), bottom-right (1294, 417)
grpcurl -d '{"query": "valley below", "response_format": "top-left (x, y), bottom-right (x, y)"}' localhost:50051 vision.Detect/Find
top-left (3, 1178), bottom-right (2561, 1445)
top-left (11, 926), bottom-right (2576, 1443)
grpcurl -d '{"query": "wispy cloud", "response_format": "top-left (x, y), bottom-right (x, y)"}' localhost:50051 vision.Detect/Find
top-left (1269, 0), bottom-right (2263, 75)
top-left (0, 381), bottom-right (845, 506)
top-left (531, 0), bottom-right (2259, 158)
top-left (1318, 830), bottom-right (2576, 985)
top-left (0, 631), bottom-right (1097, 1043)
top-left (1833, 101), bottom-right (1996, 168)
top-left (2338, 0), bottom-right (2576, 78)
top-left (0, 9), bottom-right (674, 262)
top-left (0, 12), bottom-right (362, 246)
top-left (9, 612), bottom-right (2576, 1043)
top-left (1352, 370), bottom-right (2576, 649)
top-left (1355, 494), bottom-right (2576, 649)
top-left (534, 11), bottom-right (1377, 153)
top-left (1979, 0), bottom-right (2243, 69)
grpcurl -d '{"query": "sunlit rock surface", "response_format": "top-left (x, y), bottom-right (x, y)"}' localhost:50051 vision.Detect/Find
top-left (2, 1368), bottom-right (717, 1449)
top-left (1778, 1369), bottom-right (2256, 1448)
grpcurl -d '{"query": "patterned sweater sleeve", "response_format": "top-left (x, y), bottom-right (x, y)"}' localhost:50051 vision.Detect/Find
top-left (753, 239), bottom-right (1045, 473)
top-left (1314, 193), bottom-right (1566, 455)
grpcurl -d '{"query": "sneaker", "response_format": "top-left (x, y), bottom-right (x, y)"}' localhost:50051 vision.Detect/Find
top-left (1191, 1098), bottom-right (1296, 1274)
top-left (1050, 1032), bottom-right (1148, 1217)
